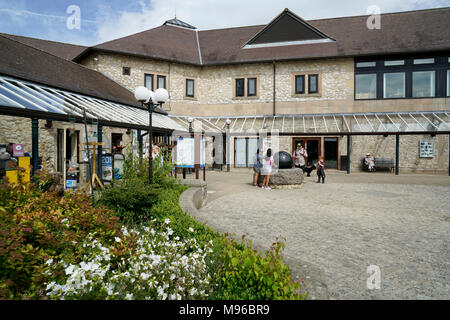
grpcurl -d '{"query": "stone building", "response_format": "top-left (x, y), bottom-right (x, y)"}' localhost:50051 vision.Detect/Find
top-left (2, 7), bottom-right (449, 176)
top-left (71, 8), bottom-right (450, 174)
top-left (0, 34), bottom-right (183, 187)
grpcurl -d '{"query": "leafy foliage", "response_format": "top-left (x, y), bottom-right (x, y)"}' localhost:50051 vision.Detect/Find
top-left (0, 181), bottom-right (121, 299)
top-left (213, 237), bottom-right (305, 300)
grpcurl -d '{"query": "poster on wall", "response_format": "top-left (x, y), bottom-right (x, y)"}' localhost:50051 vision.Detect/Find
top-left (175, 137), bottom-right (206, 168)
top-left (102, 154), bottom-right (113, 181)
top-left (419, 141), bottom-right (434, 158)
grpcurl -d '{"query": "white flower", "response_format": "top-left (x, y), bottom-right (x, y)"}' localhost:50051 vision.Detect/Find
top-left (115, 237), bottom-right (121, 242)
top-left (45, 258), bottom-right (54, 266)
top-left (164, 218), bottom-right (170, 224)
top-left (190, 288), bottom-right (198, 296)
top-left (188, 227), bottom-right (194, 233)
top-left (65, 265), bottom-right (75, 275)
top-left (125, 293), bottom-right (133, 300)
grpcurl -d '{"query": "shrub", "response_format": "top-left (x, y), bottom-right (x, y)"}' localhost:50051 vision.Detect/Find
top-left (98, 178), bottom-right (162, 226)
top-left (213, 237), bottom-right (305, 300)
top-left (0, 182), bottom-right (121, 299)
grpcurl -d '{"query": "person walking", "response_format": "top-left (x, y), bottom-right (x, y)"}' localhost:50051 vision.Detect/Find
top-left (252, 149), bottom-right (263, 187)
top-left (262, 148), bottom-right (274, 190)
top-left (293, 143), bottom-right (308, 173)
top-left (316, 155), bottom-right (326, 183)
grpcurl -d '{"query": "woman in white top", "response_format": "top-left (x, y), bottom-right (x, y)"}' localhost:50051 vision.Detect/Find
top-left (262, 148), bottom-right (274, 190)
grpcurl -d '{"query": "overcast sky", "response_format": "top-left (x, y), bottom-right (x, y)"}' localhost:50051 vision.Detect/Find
top-left (0, 0), bottom-right (448, 46)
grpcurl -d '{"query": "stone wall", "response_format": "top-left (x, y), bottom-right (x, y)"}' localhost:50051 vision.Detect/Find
top-left (0, 115), bottom-right (136, 183)
top-left (346, 134), bottom-right (449, 174)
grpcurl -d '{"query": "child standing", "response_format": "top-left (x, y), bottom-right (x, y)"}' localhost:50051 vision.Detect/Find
top-left (316, 156), bottom-right (326, 184)
top-left (262, 148), bottom-right (274, 190)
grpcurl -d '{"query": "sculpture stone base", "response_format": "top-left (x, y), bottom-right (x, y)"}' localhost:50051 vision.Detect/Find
top-left (256, 168), bottom-right (304, 189)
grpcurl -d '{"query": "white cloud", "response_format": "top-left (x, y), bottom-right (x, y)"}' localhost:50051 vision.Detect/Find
top-left (94, 0), bottom-right (448, 43)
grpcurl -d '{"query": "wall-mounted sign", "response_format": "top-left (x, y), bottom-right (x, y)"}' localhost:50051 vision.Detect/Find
top-left (12, 144), bottom-right (24, 157)
top-left (419, 141), bottom-right (434, 158)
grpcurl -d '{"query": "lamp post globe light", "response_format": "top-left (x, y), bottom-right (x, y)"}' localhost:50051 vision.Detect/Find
top-left (134, 86), bottom-right (169, 184)
top-left (226, 118), bottom-right (231, 172)
top-left (187, 117), bottom-right (194, 133)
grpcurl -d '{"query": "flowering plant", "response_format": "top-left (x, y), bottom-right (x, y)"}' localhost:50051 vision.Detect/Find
top-left (45, 220), bottom-right (213, 300)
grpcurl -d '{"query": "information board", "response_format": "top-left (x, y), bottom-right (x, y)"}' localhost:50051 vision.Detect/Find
top-left (175, 137), bottom-right (206, 168)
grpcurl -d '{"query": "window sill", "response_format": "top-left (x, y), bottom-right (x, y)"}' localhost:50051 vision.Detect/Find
top-left (232, 96), bottom-right (260, 100)
top-left (184, 96), bottom-right (197, 101)
top-left (291, 93), bottom-right (322, 98)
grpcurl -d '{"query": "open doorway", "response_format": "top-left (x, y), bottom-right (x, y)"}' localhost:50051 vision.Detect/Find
top-left (324, 137), bottom-right (338, 169)
top-left (292, 138), bottom-right (320, 167)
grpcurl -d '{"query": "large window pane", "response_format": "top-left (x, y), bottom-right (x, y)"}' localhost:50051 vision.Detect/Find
top-left (383, 72), bottom-right (405, 98)
top-left (157, 75), bottom-right (166, 89)
top-left (186, 79), bottom-right (194, 97)
top-left (355, 74), bottom-right (377, 99)
top-left (447, 70), bottom-right (450, 96)
top-left (412, 71), bottom-right (435, 97)
top-left (247, 78), bottom-right (256, 96)
top-left (247, 138), bottom-right (259, 166)
top-left (235, 78), bottom-right (244, 97)
top-left (295, 75), bottom-right (304, 94)
top-left (144, 74), bottom-right (154, 91)
top-left (308, 74), bottom-right (318, 93)
top-left (235, 138), bottom-right (246, 167)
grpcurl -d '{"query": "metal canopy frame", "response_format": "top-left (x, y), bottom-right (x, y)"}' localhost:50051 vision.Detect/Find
top-left (0, 75), bottom-right (186, 132)
top-left (170, 111), bottom-right (450, 135)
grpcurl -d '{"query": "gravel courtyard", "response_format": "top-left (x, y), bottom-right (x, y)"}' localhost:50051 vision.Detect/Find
top-left (188, 170), bottom-right (450, 300)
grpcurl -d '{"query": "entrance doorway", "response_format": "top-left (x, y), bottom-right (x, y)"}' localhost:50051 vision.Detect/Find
top-left (292, 138), bottom-right (321, 167)
top-left (324, 137), bottom-right (338, 169)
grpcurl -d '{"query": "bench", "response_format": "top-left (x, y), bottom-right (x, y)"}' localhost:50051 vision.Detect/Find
top-left (361, 157), bottom-right (394, 172)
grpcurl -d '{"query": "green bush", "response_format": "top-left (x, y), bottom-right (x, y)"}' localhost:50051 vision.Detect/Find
top-left (122, 145), bottom-right (175, 187)
top-left (0, 181), bottom-right (122, 299)
top-left (213, 237), bottom-right (305, 300)
top-left (98, 178), bottom-right (162, 226)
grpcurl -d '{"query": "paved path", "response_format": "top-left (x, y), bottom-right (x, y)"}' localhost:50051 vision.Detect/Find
top-left (187, 169), bottom-right (450, 300)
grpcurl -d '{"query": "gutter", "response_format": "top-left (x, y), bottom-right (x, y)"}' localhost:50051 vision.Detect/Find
top-left (273, 61), bottom-right (276, 116)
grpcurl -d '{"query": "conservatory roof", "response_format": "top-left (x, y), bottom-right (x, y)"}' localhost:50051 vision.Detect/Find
top-left (0, 74), bottom-right (186, 132)
top-left (170, 111), bottom-right (450, 135)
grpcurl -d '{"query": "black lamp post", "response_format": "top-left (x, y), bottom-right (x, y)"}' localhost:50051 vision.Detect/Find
top-left (226, 118), bottom-right (231, 172)
top-left (134, 86), bottom-right (169, 184)
top-left (188, 117), bottom-right (193, 133)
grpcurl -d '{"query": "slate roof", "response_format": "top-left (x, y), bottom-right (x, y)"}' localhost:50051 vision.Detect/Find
top-left (0, 33), bottom-right (86, 61)
top-left (73, 7), bottom-right (450, 65)
top-left (0, 34), bottom-right (143, 108)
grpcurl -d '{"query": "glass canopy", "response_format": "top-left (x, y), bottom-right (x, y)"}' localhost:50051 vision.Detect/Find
top-left (170, 111), bottom-right (450, 135)
top-left (0, 75), bottom-right (186, 132)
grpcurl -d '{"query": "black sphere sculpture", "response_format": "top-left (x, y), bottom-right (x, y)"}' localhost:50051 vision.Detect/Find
top-left (274, 151), bottom-right (293, 169)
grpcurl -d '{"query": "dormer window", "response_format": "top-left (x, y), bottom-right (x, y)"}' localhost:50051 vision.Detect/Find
top-left (242, 8), bottom-right (334, 49)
